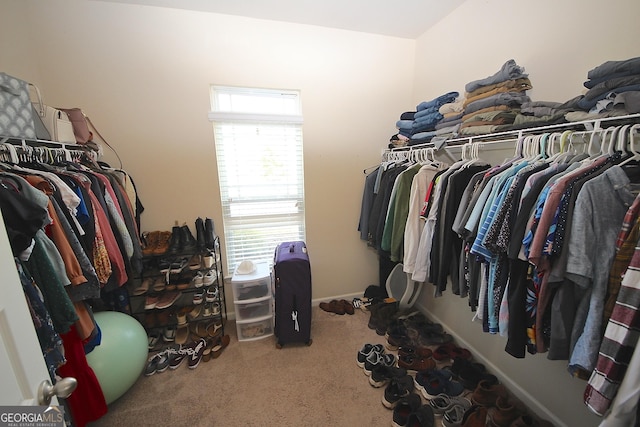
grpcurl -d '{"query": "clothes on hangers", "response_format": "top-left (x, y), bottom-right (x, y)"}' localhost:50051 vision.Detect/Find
top-left (0, 141), bottom-right (142, 426)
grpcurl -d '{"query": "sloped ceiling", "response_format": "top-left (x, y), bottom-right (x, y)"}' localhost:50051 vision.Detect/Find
top-left (95, 0), bottom-right (468, 39)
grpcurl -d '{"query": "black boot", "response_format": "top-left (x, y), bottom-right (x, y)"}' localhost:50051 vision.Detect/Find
top-left (167, 226), bottom-right (182, 255)
top-left (195, 217), bottom-right (206, 253)
top-left (205, 218), bottom-right (216, 250)
top-left (181, 224), bottom-right (197, 253)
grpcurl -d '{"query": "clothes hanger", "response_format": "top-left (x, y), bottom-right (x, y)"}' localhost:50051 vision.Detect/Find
top-left (618, 124), bottom-right (640, 167)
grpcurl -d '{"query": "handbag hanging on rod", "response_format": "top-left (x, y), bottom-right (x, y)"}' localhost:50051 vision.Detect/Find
top-left (0, 72), bottom-right (37, 139)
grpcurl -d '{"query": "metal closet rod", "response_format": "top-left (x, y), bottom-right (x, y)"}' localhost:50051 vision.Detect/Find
top-left (388, 112), bottom-right (640, 154)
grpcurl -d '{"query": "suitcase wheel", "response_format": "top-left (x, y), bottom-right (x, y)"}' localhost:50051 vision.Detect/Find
top-left (276, 342), bottom-right (283, 349)
top-left (306, 339), bottom-right (313, 346)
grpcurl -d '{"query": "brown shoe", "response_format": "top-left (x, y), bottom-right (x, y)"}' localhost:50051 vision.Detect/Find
top-left (340, 299), bottom-right (355, 315)
top-left (153, 231), bottom-right (172, 255)
top-left (471, 379), bottom-right (508, 407)
top-left (142, 231), bottom-right (160, 256)
top-left (319, 300), bottom-right (345, 315)
top-left (397, 353), bottom-right (435, 372)
top-left (487, 396), bottom-right (524, 427)
top-left (212, 334), bottom-right (230, 358)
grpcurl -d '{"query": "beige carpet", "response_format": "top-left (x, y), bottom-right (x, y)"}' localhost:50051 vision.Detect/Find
top-left (87, 306), bottom-right (395, 427)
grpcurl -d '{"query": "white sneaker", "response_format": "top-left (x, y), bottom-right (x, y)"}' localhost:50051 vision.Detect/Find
top-left (192, 271), bottom-right (204, 288)
top-left (203, 269), bottom-right (217, 287)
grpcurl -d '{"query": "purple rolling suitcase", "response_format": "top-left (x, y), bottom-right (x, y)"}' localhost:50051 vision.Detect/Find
top-left (274, 241), bottom-right (312, 348)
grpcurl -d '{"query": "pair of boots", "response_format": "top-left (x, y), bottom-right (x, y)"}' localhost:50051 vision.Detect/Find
top-left (167, 218), bottom-right (215, 255)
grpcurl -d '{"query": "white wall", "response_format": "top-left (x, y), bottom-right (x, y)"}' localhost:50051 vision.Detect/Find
top-left (1, 0), bottom-right (416, 304)
top-left (412, 0), bottom-right (640, 426)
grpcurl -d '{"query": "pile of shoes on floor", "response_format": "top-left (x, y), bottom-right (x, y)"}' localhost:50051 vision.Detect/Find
top-left (144, 334), bottom-right (231, 376)
top-left (359, 302), bottom-right (554, 427)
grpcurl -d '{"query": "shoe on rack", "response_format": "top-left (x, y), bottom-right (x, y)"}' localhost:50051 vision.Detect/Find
top-left (170, 257), bottom-right (189, 274)
top-left (141, 231), bottom-right (158, 256)
top-left (133, 277), bottom-right (151, 296)
top-left (192, 271), bottom-right (205, 288)
top-left (180, 224), bottom-right (198, 253)
top-left (205, 287), bottom-right (219, 303)
top-left (193, 289), bottom-right (205, 305)
top-left (156, 291), bottom-right (182, 310)
top-left (391, 393), bottom-right (422, 427)
top-left (382, 374), bottom-right (415, 409)
top-left (202, 251), bottom-right (215, 269)
top-left (204, 217), bottom-right (216, 250)
top-left (152, 231), bottom-right (172, 256)
top-left (187, 304), bottom-right (202, 320)
top-left (357, 343), bottom-right (385, 368)
top-left (195, 217), bottom-right (206, 253)
top-left (152, 277), bottom-right (166, 292)
top-left (205, 320), bottom-right (223, 338)
top-left (176, 307), bottom-right (190, 326)
top-left (189, 254), bottom-right (202, 270)
top-left (210, 302), bottom-right (221, 316)
top-left (162, 325), bottom-right (177, 342)
top-left (147, 330), bottom-right (161, 350)
top-left (203, 269), bottom-right (217, 287)
top-left (175, 324), bottom-right (190, 345)
top-left (167, 225), bottom-right (182, 255)
top-left (186, 338), bottom-right (207, 369)
top-left (144, 294), bottom-right (159, 310)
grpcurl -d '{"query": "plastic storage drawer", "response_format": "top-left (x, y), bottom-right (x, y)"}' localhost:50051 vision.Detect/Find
top-left (231, 262), bottom-right (272, 301)
top-left (236, 316), bottom-right (274, 341)
top-left (235, 296), bottom-right (272, 322)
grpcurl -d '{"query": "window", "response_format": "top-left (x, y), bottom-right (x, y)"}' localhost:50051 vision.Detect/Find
top-left (209, 86), bottom-right (306, 274)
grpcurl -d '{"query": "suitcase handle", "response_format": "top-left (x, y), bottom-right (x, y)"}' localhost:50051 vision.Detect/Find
top-left (289, 244), bottom-right (295, 253)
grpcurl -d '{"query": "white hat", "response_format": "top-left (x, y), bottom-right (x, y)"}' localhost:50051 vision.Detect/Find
top-left (235, 260), bottom-right (256, 275)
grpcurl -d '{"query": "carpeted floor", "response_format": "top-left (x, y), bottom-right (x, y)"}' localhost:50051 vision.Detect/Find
top-left (87, 305), bottom-right (394, 427)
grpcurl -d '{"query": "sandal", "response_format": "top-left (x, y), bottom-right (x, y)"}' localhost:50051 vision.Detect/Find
top-left (205, 320), bottom-right (223, 338)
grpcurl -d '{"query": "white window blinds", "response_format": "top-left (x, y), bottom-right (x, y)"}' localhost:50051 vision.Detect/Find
top-left (209, 86), bottom-right (306, 274)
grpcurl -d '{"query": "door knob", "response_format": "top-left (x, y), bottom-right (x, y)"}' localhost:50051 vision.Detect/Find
top-left (37, 377), bottom-right (77, 406)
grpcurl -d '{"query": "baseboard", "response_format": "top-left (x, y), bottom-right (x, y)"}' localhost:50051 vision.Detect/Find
top-left (415, 302), bottom-right (567, 427)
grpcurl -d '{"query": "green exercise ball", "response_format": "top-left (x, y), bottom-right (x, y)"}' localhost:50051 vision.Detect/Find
top-left (86, 311), bottom-right (148, 405)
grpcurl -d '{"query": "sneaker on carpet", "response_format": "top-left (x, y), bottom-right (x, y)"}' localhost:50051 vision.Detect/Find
top-left (186, 338), bottom-right (207, 369)
top-left (382, 374), bottom-right (415, 409)
top-left (405, 404), bottom-right (435, 427)
top-left (356, 343), bottom-right (385, 368)
top-left (364, 352), bottom-right (397, 376)
top-left (430, 393), bottom-right (472, 418)
top-left (369, 365), bottom-right (408, 388)
top-left (391, 393), bottom-right (422, 427)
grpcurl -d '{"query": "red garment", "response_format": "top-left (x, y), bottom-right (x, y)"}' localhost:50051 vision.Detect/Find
top-left (58, 326), bottom-right (107, 427)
